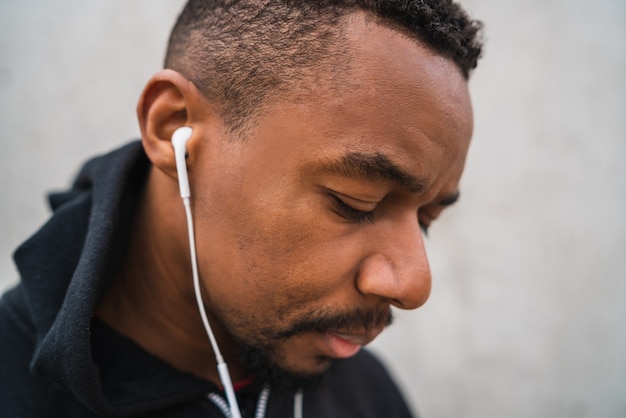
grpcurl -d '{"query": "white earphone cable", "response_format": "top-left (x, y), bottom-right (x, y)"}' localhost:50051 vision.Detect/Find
top-left (182, 197), bottom-right (242, 418)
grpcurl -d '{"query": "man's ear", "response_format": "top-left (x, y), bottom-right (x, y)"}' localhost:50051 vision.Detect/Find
top-left (137, 69), bottom-right (203, 180)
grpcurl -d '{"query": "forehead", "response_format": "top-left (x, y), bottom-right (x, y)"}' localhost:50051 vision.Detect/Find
top-left (231, 12), bottom-right (473, 195)
top-left (340, 13), bottom-right (473, 150)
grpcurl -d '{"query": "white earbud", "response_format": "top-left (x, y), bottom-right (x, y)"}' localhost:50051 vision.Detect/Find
top-left (172, 126), bottom-right (193, 199)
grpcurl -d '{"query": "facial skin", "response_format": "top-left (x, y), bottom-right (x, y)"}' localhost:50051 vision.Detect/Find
top-left (191, 14), bottom-right (473, 381)
top-left (98, 12), bottom-right (473, 387)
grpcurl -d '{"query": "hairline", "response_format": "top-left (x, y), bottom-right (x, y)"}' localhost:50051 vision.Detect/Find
top-left (168, 10), bottom-right (466, 139)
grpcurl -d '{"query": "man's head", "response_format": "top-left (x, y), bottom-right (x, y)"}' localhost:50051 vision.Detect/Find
top-left (136, 0), bottom-right (481, 389)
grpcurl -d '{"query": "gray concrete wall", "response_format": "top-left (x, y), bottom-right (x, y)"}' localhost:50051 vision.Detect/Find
top-left (1, 1), bottom-right (624, 417)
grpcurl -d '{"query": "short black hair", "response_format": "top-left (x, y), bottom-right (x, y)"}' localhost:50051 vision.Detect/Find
top-left (165, 0), bottom-right (483, 133)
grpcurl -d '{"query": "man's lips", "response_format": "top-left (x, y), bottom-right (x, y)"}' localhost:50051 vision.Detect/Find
top-left (321, 328), bottom-right (383, 359)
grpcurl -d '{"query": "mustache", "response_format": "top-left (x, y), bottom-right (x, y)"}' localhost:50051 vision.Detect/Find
top-left (269, 307), bottom-right (393, 340)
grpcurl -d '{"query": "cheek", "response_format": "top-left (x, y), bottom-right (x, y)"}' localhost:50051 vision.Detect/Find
top-left (195, 187), bottom-right (362, 317)
top-left (234, 215), bottom-right (334, 307)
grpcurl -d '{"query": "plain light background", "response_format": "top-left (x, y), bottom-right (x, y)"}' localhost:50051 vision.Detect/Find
top-left (1, 1), bottom-right (625, 417)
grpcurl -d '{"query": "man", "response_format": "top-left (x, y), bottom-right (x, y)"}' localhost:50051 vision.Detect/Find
top-left (0, 1), bottom-right (482, 417)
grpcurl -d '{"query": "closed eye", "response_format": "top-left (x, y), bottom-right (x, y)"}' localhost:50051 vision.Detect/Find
top-left (329, 194), bottom-right (375, 224)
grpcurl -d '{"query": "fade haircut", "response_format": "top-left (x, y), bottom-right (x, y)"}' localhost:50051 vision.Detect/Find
top-left (165, 0), bottom-right (483, 133)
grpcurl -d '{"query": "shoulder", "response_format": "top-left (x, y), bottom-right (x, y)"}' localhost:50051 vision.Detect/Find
top-left (0, 286), bottom-right (87, 417)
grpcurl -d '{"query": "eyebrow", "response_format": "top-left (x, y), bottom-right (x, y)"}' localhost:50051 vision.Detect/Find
top-left (322, 152), bottom-right (427, 194)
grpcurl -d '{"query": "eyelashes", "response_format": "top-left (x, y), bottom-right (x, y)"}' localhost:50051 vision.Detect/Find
top-left (328, 194), bottom-right (430, 235)
top-left (329, 194), bottom-right (375, 224)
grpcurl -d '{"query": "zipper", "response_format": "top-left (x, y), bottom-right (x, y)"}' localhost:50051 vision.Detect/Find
top-left (206, 386), bottom-right (303, 418)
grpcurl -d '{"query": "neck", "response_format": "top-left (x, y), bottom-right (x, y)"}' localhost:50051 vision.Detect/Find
top-left (96, 166), bottom-right (246, 384)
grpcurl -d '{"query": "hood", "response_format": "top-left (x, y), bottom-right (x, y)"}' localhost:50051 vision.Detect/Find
top-left (12, 141), bottom-right (166, 414)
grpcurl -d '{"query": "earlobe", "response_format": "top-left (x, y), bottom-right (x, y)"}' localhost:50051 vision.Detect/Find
top-left (137, 69), bottom-right (196, 179)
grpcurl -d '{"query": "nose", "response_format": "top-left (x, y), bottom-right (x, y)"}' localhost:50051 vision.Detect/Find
top-left (355, 216), bottom-right (431, 310)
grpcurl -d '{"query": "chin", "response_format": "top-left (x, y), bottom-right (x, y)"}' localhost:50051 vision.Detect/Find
top-left (239, 344), bottom-right (332, 391)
